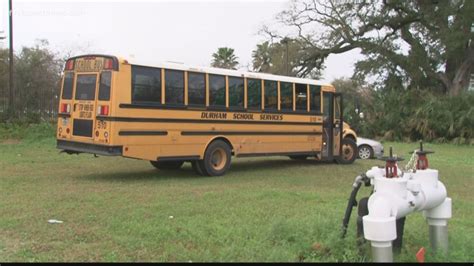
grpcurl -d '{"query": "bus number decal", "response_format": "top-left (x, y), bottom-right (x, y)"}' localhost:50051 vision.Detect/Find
top-left (97, 121), bottom-right (107, 129)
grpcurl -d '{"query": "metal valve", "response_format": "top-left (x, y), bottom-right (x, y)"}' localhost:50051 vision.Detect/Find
top-left (409, 141), bottom-right (434, 170)
top-left (379, 147), bottom-right (404, 178)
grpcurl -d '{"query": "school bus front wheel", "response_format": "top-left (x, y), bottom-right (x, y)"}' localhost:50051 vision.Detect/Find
top-left (335, 138), bottom-right (358, 164)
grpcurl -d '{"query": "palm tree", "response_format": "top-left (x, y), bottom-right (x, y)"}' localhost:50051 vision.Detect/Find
top-left (252, 41), bottom-right (272, 73)
top-left (211, 47), bottom-right (239, 69)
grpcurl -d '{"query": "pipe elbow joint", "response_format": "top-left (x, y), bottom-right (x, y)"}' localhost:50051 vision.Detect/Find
top-left (424, 197), bottom-right (452, 226)
top-left (368, 195), bottom-right (393, 218)
top-left (363, 215), bottom-right (397, 242)
top-left (363, 196), bottom-right (397, 242)
top-left (366, 167), bottom-right (383, 179)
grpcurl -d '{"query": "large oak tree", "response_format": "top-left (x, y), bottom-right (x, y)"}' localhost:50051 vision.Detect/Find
top-left (265, 0), bottom-right (473, 95)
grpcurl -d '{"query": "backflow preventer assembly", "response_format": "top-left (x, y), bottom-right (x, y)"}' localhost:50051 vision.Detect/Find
top-left (341, 142), bottom-right (452, 262)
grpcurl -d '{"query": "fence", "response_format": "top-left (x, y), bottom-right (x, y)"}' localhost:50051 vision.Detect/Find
top-left (0, 76), bottom-right (61, 123)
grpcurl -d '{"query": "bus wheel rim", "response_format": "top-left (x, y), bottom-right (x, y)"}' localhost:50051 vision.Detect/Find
top-left (342, 144), bottom-right (354, 161)
top-left (211, 148), bottom-right (226, 171)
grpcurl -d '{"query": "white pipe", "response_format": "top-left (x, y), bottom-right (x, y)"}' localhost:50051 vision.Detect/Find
top-left (362, 167), bottom-right (452, 262)
top-left (425, 197), bottom-right (452, 253)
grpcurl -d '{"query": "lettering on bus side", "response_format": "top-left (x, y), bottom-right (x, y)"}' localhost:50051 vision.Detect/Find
top-left (233, 113), bottom-right (254, 120)
top-left (201, 112), bottom-right (228, 119)
top-left (260, 114), bottom-right (283, 121)
top-left (200, 111), bottom-right (285, 122)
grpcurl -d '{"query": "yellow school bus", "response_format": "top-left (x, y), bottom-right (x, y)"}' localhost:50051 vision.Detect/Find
top-left (57, 54), bottom-right (358, 176)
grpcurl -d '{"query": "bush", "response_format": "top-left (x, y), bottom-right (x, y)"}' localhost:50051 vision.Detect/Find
top-left (348, 89), bottom-right (474, 144)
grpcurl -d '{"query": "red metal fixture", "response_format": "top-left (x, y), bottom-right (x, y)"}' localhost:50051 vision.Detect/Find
top-left (380, 147), bottom-right (404, 178)
top-left (415, 141), bottom-right (434, 170)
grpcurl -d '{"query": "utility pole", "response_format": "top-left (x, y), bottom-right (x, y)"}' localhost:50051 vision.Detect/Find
top-left (0, 31), bottom-right (5, 112)
top-left (281, 38), bottom-right (290, 76)
top-left (286, 41), bottom-right (289, 76)
top-left (8, 0), bottom-right (14, 113)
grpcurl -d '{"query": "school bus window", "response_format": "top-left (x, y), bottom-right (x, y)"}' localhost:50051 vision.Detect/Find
top-left (131, 66), bottom-right (161, 104)
top-left (165, 69), bottom-right (185, 105)
top-left (264, 80), bottom-right (277, 110)
top-left (247, 78), bottom-right (261, 109)
top-left (188, 72), bottom-right (206, 106)
top-left (98, 72), bottom-right (111, 101)
top-left (75, 74), bottom-right (97, 101)
top-left (295, 83), bottom-right (307, 111)
top-left (228, 76), bottom-right (244, 108)
top-left (62, 72), bottom-right (74, 100)
top-left (309, 85), bottom-right (321, 113)
top-left (209, 74), bottom-right (226, 107)
top-left (280, 82), bottom-right (293, 111)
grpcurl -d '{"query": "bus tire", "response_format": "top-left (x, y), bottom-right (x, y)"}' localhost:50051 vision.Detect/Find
top-left (191, 160), bottom-right (206, 176)
top-left (289, 155), bottom-right (308, 160)
top-left (335, 138), bottom-right (357, 164)
top-left (200, 140), bottom-right (232, 176)
top-left (150, 160), bottom-right (184, 170)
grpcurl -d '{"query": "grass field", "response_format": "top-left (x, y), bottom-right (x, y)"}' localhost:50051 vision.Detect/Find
top-left (0, 136), bottom-right (473, 262)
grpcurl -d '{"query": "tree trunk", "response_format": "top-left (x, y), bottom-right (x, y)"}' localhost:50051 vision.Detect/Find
top-left (449, 52), bottom-right (473, 96)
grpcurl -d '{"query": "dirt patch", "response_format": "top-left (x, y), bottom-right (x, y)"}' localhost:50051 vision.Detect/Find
top-left (1, 139), bottom-right (21, 145)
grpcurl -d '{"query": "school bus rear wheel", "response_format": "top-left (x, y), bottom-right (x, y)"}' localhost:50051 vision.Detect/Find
top-left (199, 140), bottom-right (232, 176)
top-left (150, 160), bottom-right (184, 170)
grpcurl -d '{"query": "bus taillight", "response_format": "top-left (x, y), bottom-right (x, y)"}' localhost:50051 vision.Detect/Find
top-left (65, 59), bottom-right (74, 70)
top-left (104, 58), bottom-right (113, 70)
top-left (98, 105), bottom-right (109, 116)
top-left (60, 103), bottom-right (71, 113)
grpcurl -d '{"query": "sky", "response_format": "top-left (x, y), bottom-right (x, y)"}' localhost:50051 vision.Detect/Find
top-left (0, 0), bottom-right (362, 83)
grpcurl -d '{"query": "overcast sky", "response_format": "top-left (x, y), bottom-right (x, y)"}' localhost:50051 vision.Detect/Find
top-left (0, 0), bottom-right (362, 83)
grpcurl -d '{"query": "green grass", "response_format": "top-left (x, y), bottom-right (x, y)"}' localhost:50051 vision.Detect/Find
top-left (0, 137), bottom-right (473, 262)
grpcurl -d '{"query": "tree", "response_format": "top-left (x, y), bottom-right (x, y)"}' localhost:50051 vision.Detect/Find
top-left (0, 40), bottom-right (63, 121)
top-left (252, 39), bottom-right (323, 78)
top-left (330, 78), bottom-right (374, 133)
top-left (252, 41), bottom-right (272, 73)
top-left (0, 49), bottom-right (9, 113)
top-left (17, 40), bottom-right (63, 120)
top-left (211, 47), bottom-right (239, 69)
top-left (264, 0), bottom-right (474, 95)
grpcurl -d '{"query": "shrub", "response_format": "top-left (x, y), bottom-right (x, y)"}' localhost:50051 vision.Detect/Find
top-left (348, 89), bottom-right (474, 144)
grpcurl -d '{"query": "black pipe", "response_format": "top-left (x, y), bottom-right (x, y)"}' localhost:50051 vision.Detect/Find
top-left (341, 174), bottom-right (369, 238)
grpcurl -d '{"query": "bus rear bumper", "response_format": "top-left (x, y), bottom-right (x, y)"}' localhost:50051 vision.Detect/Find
top-left (57, 140), bottom-right (123, 156)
